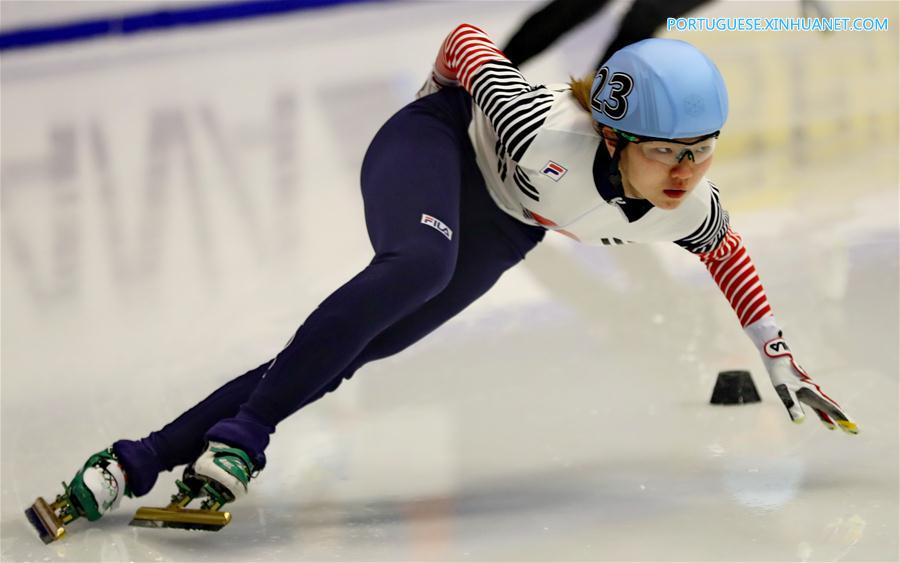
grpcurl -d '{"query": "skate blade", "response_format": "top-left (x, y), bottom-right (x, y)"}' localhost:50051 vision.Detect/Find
top-left (25, 497), bottom-right (66, 544)
top-left (129, 506), bottom-right (231, 532)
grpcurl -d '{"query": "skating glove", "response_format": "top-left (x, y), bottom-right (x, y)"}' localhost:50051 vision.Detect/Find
top-left (746, 317), bottom-right (859, 434)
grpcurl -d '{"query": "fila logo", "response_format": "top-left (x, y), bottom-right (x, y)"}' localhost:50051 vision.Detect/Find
top-left (421, 214), bottom-right (453, 240)
top-left (541, 161), bottom-right (568, 181)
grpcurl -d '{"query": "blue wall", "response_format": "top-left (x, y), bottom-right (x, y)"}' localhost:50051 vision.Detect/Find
top-left (0, 0), bottom-right (378, 51)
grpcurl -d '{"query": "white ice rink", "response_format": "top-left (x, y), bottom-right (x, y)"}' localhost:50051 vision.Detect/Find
top-left (2, 1), bottom-right (898, 561)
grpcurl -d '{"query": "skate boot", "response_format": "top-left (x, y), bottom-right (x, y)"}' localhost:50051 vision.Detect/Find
top-left (130, 442), bottom-right (256, 532)
top-left (25, 447), bottom-right (128, 544)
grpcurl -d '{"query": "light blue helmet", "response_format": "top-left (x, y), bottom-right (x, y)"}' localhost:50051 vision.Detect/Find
top-left (590, 38), bottom-right (728, 139)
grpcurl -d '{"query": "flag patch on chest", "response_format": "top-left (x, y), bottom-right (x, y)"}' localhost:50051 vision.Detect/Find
top-left (421, 214), bottom-right (453, 240)
top-left (541, 161), bottom-right (567, 181)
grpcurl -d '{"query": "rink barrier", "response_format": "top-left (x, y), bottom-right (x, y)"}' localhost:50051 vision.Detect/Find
top-left (0, 0), bottom-right (378, 52)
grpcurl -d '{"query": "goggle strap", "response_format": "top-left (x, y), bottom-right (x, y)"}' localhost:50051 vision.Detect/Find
top-left (614, 129), bottom-right (719, 145)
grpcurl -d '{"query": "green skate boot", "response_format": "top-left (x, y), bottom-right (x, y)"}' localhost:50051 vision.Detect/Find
top-left (130, 442), bottom-right (256, 532)
top-left (25, 447), bottom-right (129, 543)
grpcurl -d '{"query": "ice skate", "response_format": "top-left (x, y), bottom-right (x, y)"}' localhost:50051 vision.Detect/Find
top-left (130, 442), bottom-right (256, 532)
top-left (25, 447), bottom-right (127, 544)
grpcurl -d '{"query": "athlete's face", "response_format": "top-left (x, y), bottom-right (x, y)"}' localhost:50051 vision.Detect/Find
top-left (603, 131), bottom-right (713, 210)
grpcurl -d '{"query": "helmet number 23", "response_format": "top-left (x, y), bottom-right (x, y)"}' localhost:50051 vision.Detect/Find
top-left (591, 68), bottom-right (634, 121)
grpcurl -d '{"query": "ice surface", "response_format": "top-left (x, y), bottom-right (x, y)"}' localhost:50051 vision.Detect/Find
top-left (2, 1), bottom-right (897, 561)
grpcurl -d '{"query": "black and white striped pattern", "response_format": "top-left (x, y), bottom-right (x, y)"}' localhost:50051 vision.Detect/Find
top-left (470, 61), bottom-right (555, 163)
top-left (513, 165), bottom-right (539, 201)
top-left (494, 139), bottom-right (508, 181)
top-left (674, 183), bottom-right (729, 255)
top-left (599, 238), bottom-right (630, 246)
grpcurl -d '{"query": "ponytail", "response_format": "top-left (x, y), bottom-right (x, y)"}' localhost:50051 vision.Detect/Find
top-left (568, 73), bottom-right (595, 114)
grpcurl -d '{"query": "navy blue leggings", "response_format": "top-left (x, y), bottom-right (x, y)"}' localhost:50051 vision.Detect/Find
top-left (115, 89), bottom-right (544, 494)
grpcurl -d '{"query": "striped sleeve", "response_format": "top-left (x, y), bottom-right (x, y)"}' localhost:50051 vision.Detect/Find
top-left (439, 24), bottom-right (555, 162)
top-left (691, 228), bottom-right (774, 327)
top-left (675, 185), bottom-right (773, 327)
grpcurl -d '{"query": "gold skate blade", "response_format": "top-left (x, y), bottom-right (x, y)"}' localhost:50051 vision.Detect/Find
top-left (25, 497), bottom-right (66, 544)
top-left (130, 506), bottom-right (231, 532)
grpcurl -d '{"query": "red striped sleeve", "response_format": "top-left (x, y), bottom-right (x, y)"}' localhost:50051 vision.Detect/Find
top-left (439, 24), bottom-right (509, 91)
top-left (696, 228), bottom-right (773, 327)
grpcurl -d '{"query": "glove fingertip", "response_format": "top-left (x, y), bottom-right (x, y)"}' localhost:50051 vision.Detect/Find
top-left (813, 408), bottom-right (836, 430)
top-left (774, 384), bottom-right (806, 424)
top-left (837, 420), bottom-right (860, 435)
